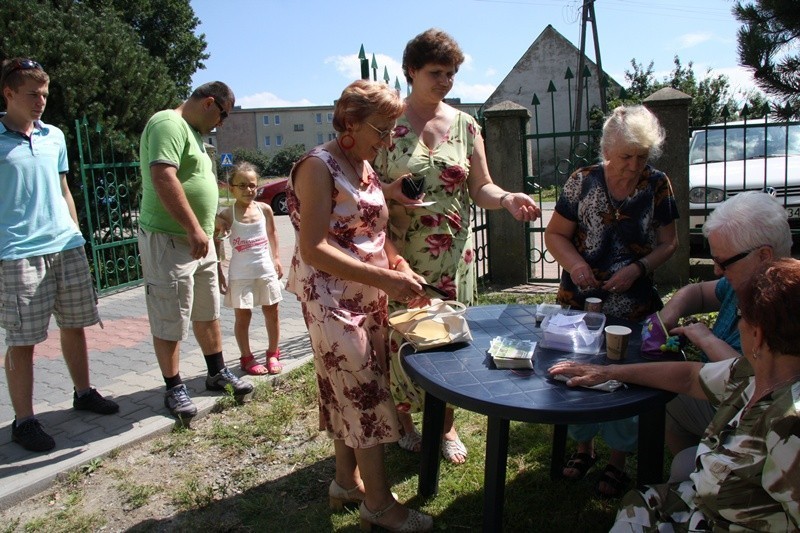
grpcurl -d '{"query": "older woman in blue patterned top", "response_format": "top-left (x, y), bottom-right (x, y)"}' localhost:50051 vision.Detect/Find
top-left (545, 105), bottom-right (678, 497)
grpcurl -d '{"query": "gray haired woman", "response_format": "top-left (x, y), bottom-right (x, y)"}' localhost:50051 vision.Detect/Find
top-left (544, 105), bottom-right (679, 497)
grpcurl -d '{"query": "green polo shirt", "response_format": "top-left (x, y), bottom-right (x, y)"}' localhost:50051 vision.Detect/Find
top-left (139, 110), bottom-right (218, 236)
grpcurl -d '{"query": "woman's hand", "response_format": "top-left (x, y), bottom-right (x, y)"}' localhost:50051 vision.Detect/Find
top-left (381, 269), bottom-right (427, 304)
top-left (502, 192), bottom-right (541, 221)
top-left (601, 264), bottom-right (640, 294)
top-left (570, 263), bottom-right (600, 290)
top-left (398, 263), bottom-right (433, 308)
top-left (669, 321), bottom-right (712, 347)
top-left (384, 174), bottom-right (426, 205)
top-left (548, 361), bottom-right (611, 387)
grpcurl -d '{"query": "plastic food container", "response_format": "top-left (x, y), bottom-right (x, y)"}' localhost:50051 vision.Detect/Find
top-left (539, 310), bottom-right (606, 354)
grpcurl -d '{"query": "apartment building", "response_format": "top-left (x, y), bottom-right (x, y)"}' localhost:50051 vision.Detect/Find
top-left (214, 101), bottom-right (482, 155)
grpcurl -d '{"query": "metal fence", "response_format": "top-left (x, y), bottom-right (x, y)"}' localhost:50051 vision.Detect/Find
top-left (688, 111), bottom-right (800, 248)
top-left (75, 117), bottom-right (142, 295)
top-left (522, 74), bottom-right (604, 282)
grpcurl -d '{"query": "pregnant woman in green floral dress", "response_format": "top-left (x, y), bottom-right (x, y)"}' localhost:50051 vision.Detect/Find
top-left (376, 28), bottom-right (541, 464)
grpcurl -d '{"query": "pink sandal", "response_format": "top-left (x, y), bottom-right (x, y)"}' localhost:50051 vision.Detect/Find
top-left (266, 349), bottom-right (283, 375)
top-left (240, 353), bottom-right (269, 376)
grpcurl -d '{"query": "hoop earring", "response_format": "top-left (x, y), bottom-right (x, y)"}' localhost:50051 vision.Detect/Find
top-left (339, 133), bottom-right (355, 150)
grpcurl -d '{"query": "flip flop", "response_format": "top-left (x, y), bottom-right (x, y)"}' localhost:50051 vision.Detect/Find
top-left (240, 354), bottom-right (269, 376)
top-left (562, 452), bottom-right (597, 480)
top-left (398, 430), bottom-right (422, 452)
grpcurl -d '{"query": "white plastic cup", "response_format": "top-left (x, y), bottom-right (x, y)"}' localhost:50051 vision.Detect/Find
top-left (605, 325), bottom-right (632, 361)
top-left (584, 297), bottom-right (602, 313)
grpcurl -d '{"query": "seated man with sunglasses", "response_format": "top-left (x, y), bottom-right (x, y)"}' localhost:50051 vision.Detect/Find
top-left (657, 191), bottom-right (792, 474)
top-left (1, 58), bottom-right (119, 452)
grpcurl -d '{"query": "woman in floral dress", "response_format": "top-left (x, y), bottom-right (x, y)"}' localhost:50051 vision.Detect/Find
top-left (376, 28), bottom-right (540, 464)
top-left (287, 80), bottom-right (432, 532)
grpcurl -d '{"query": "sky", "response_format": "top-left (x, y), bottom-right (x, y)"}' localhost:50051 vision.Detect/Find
top-left (189, 0), bottom-right (757, 109)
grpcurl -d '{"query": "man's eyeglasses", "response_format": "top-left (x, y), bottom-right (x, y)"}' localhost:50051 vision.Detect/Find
top-left (3, 59), bottom-right (42, 76)
top-left (713, 246), bottom-right (762, 271)
top-left (366, 122), bottom-right (394, 140)
top-left (212, 99), bottom-right (228, 120)
top-left (232, 184), bottom-right (258, 191)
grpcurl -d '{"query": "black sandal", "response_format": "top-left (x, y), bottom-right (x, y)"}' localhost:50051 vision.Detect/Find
top-left (562, 452), bottom-right (597, 480)
top-left (597, 464), bottom-right (631, 498)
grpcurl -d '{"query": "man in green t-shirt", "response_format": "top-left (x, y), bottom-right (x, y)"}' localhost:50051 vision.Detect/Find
top-left (138, 81), bottom-right (252, 421)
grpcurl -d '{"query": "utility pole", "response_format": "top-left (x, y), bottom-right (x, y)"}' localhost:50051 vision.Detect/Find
top-left (573, 0), bottom-right (607, 132)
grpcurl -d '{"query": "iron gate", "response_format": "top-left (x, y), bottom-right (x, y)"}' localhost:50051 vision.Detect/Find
top-left (75, 117), bottom-right (142, 294)
top-left (523, 70), bottom-right (606, 282)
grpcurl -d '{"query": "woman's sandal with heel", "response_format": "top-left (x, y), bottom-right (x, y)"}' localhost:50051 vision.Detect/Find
top-left (329, 480), bottom-right (398, 512)
top-left (359, 500), bottom-right (433, 532)
top-left (328, 480), bottom-right (365, 510)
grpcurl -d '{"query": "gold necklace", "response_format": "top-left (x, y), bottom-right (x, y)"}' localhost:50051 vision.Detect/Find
top-left (334, 138), bottom-right (369, 187)
top-left (604, 181), bottom-right (630, 221)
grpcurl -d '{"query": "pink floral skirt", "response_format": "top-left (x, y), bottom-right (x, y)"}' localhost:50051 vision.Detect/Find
top-left (301, 300), bottom-right (400, 448)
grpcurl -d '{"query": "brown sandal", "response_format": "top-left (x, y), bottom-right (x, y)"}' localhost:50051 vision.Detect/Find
top-left (597, 464), bottom-right (630, 498)
top-left (240, 354), bottom-right (269, 376)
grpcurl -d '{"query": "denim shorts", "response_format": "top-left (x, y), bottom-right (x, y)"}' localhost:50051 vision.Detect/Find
top-left (0, 246), bottom-right (99, 346)
top-left (138, 228), bottom-right (219, 341)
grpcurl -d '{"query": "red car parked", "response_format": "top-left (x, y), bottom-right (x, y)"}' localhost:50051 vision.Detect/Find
top-left (255, 178), bottom-right (289, 215)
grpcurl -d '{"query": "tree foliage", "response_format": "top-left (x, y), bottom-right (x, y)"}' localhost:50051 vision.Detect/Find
top-left (266, 145), bottom-right (306, 177)
top-left (80, 0), bottom-right (209, 98)
top-left (734, 0), bottom-right (800, 119)
top-left (610, 56), bottom-right (759, 126)
top-left (232, 148), bottom-right (272, 178)
top-left (0, 0), bottom-right (207, 166)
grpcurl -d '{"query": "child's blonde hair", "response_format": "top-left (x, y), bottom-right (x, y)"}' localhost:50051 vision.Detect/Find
top-left (228, 161), bottom-right (259, 185)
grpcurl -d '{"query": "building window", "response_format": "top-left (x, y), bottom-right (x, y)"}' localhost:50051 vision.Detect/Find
top-left (315, 113), bottom-right (322, 124)
top-left (328, 133), bottom-right (337, 141)
top-left (317, 133), bottom-right (323, 144)
top-left (276, 135), bottom-right (283, 146)
top-left (294, 124), bottom-right (304, 132)
top-left (263, 115), bottom-right (270, 125)
top-left (264, 136), bottom-right (271, 147)
top-left (274, 115), bottom-right (281, 125)
top-left (327, 113), bottom-right (333, 123)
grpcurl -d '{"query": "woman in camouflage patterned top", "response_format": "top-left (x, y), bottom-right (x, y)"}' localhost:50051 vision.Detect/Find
top-left (549, 258), bottom-right (800, 531)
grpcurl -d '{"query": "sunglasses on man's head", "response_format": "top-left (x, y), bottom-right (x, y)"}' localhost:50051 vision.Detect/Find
top-left (4, 59), bottom-right (42, 76)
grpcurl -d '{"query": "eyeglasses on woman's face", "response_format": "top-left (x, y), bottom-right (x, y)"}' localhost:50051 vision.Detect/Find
top-left (232, 183), bottom-right (258, 191)
top-left (365, 121), bottom-right (394, 141)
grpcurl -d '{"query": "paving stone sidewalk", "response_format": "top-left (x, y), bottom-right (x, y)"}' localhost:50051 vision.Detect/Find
top-left (0, 218), bottom-right (312, 510)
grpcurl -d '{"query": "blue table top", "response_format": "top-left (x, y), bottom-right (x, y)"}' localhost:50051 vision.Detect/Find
top-left (401, 304), bottom-right (675, 424)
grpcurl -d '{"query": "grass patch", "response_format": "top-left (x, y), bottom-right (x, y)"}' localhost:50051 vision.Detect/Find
top-left (119, 482), bottom-right (160, 510)
top-left (7, 288), bottom-right (691, 532)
